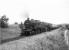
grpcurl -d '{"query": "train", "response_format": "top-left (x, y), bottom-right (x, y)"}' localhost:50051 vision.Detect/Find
top-left (20, 18), bottom-right (59, 36)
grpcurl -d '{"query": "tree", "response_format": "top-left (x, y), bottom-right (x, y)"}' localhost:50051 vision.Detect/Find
top-left (14, 22), bottom-right (18, 24)
top-left (0, 15), bottom-right (9, 28)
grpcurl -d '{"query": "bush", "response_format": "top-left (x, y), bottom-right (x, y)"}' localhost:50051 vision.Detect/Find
top-left (14, 22), bottom-right (18, 24)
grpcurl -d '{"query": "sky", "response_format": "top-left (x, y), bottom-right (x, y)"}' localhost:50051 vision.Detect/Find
top-left (0, 0), bottom-right (69, 24)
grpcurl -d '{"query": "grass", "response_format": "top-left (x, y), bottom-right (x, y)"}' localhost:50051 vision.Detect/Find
top-left (0, 24), bottom-right (21, 41)
top-left (0, 28), bottom-right (69, 50)
top-left (0, 25), bottom-right (69, 50)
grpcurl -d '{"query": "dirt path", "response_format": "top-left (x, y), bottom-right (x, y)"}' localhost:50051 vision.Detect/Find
top-left (64, 30), bottom-right (69, 45)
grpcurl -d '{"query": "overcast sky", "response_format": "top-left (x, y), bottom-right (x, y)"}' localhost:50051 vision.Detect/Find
top-left (0, 0), bottom-right (69, 24)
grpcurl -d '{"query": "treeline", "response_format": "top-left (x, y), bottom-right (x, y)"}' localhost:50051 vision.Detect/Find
top-left (0, 15), bottom-right (9, 28)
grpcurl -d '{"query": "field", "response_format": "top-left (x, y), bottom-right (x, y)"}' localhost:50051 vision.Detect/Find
top-left (0, 24), bottom-right (21, 41)
top-left (0, 25), bottom-right (69, 50)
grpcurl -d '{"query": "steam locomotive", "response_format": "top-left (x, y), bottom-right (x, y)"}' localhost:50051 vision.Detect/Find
top-left (20, 18), bottom-right (59, 36)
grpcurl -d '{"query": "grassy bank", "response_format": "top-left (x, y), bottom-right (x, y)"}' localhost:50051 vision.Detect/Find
top-left (0, 28), bottom-right (69, 50)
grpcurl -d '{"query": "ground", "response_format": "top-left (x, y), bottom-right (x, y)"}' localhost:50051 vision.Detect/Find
top-left (0, 25), bottom-right (69, 50)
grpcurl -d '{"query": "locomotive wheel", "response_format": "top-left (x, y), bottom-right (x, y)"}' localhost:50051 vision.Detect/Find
top-left (20, 32), bottom-right (25, 36)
